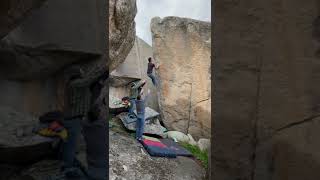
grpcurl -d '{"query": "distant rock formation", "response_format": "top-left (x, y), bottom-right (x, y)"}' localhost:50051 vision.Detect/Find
top-left (151, 16), bottom-right (211, 140)
top-left (109, 0), bottom-right (137, 71)
top-left (110, 36), bottom-right (159, 111)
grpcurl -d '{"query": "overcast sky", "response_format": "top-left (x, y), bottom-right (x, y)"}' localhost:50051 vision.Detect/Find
top-left (135, 0), bottom-right (211, 45)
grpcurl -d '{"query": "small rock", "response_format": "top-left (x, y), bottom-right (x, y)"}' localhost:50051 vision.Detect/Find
top-left (187, 134), bottom-right (197, 146)
top-left (167, 131), bottom-right (189, 142)
top-left (141, 148), bottom-right (147, 155)
top-left (123, 165), bottom-right (128, 171)
top-left (173, 137), bottom-right (178, 142)
top-left (197, 138), bottom-right (210, 152)
top-left (162, 131), bottom-right (168, 138)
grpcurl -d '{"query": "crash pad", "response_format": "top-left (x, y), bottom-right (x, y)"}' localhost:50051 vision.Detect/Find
top-left (160, 139), bottom-right (193, 157)
top-left (118, 112), bottom-right (154, 125)
top-left (141, 136), bottom-right (176, 158)
top-left (143, 136), bottom-right (161, 142)
top-left (117, 113), bottom-right (166, 137)
top-left (122, 113), bottom-right (137, 124)
top-left (117, 113), bottom-right (136, 128)
top-left (133, 107), bottom-right (160, 120)
top-left (143, 139), bottom-right (167, 148)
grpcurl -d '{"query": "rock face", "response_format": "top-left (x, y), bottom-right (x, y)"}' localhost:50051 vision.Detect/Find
top-left (110, 36), bottom-right (160, 111)
top-left (197, 138), bottom-right (210, 152)
top-left (0, 0), bottom-right (107, 173)
top-left (0, 0), bottom-right (47, 39)
top-left (0, 0), bottom-right (107, 118)
top-left (213, 0), bottom-right (320, 180)
top-left (151, 17), bottom-right (211, 140)
top-left (109, 0), bottom-right (137, 71)
top-left (0, 0), bottom-right (106, 116)
top-left (110, 37), bottom-right (142, 84)
top-left (4, 0), bottom-right (106, 54)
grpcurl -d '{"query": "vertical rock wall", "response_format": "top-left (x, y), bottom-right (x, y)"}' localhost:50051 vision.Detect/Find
top-left (151, 16), bottom-right (211, 140)
top-left (0, 0), bottom-right (106, 118)
top-left (213, 0), bottom-right (320, 179)
top-left (4, 0), bottom-right (106, 54)
top-left (0, 0), bottom-right (47, 39)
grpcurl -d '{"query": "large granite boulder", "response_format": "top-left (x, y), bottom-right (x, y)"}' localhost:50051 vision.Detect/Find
top-left (109, 0), bottom-right (137, 71)
top-left (110, 37), bottom-right (145, 87)
top-left (0, 0), bottom-right (107, 170)
top-left (213, 0), bottom-right (320, 180)
top-left (0, 0), bottom-right (48, 39)
top-left (110, 36), bottom-right (143, 84)
top-left (0, 42), bottom-right (94, 80)
top-left (110, 36), bottom-right (160, 111)
top-left (4, 0), bottom-right (106, 54)
top-left (0, 0), bottom-right (106, 81)
top-left (0, 0), bottom-right (106, 115)
top-left (151, 17), bottom-right (211, 140)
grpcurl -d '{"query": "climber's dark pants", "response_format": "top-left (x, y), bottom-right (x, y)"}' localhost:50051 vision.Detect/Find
top-left (136, 113), bottom-right (145, 140)
top-left (147, 73), bottom-right (157, 86)
top-left (83, 75), bottom-right (108, 180)
top-left (61, 118), bottom-right (107, 180)
top-left (83, 119), bottom-right (108, 180)
top-left (62, 118), bottom-right (82, 169)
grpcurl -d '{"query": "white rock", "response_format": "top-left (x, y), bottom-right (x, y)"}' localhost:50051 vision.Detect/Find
top-left (187, 134), bottom-right (197, 146)
top-left (141, 148), bottom-right (147, 155)
top-left (167, 131), bottom-right (189, 142)
top-left (162, 131), bottom-right (168, 138)
top-left (123, 165), bottom-right (128, 171)
top-left (197, 138), bottom-right (210, 152)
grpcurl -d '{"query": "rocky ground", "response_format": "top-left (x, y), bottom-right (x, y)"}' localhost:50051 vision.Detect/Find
top-left (0, 116), bottom-right (206, 180)
top-left (0, 135), bottom-right (88, 180)
top-left (109, 117), bottom-right (206, 180)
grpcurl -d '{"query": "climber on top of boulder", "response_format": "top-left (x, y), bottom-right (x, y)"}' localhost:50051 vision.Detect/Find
top-left (147, 57), bottom-right (160, 87)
